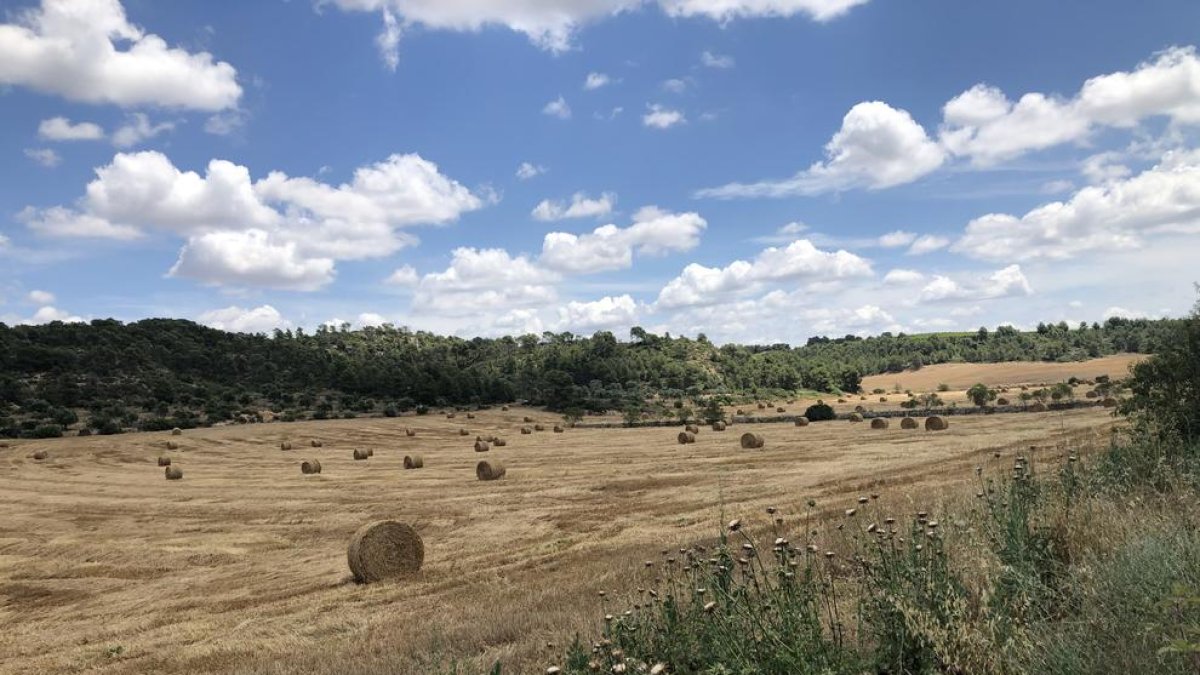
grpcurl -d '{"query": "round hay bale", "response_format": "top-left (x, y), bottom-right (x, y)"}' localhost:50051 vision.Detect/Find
top-left (523, 416), bottom-right (535, 423)
top-left (493, 438), bottom-right (507, 447)
top-left (405, 428), bottom-right (416, 437)
top-left (860, 396), bottom-right (867, 401)
top-left (367, 448), bottom-right (374, 457)
top-left (879, 397), bottom-right (888, 403)
top-left (32, 450), bottom-right (48, 460)
top-left (837, 398), bottom-right (846, 403)
top-left (171, 428), bottom-right (182, 436)
top-left (1028, 403), bottom-right (1048, 412)
top-left (403, 455), bottom-right (423, 469)
top-left (347, 520), bottom-right (424, 584)
top-left (736, 409), bottom-right (746, 416)
top-left (164, 466), bottom-right (183, 480)
top-left (520, 426), bottom-right (533, 435)
top-left (466, 413), bottom-right (476, 419)
top-left (776, 407), bottom-right (786, 413)
top-left (757, 403), bottom-right (766, 409)
top-left (925, 416), bottom-right (949, 431)
top-left (901, 417), bottom-right (919, 429)
top-left (501, 406), bottom-right (509, 412)
top-left (476, 460), bottom-right (506, 481)
top-left (1101, 397), bottom-right (1118, 408)
top-left (677, 431), bottom-right (696, 445)
top-left (870, 418), bottom-right (889, 429)
top-left (854, 405), bottom-right (865, 414)
top-left (301, 459), bottom-right (322, 474)
top-left (310, 440), bottom-right (323, 448)
top-left (446, 412), bottom-right (456, 419)
top-left (553, 425), bottom-right (564, 433)
top-left (739, 432), bottom-right (765, 449)
top-left (166, 441), bottom-right (179, 450)
top-left (534, 424), bottom-right (546, 432)
top-left (280, 441), bottom-right (292, 451)
top-left (157, 456), bottom-right (171, 466)
top-left (1085, 390), bottom-right (1098, 399)
top-left (353, 449), bottom-right (370, 461)
top-left (848, 413), bottom-right (864, 423)
top-left (474, 440), bottom-right (490, 452)
top-left (996, 398), bottom-right (1010, 406)
top-left (712, 421), bottom-right (727, 431)
top-left (458, 428), bottom-right (470, 436)
top-left (794, 417), bottom-right (809, 427)
top-left (685, 424), bottom-right (699, 434)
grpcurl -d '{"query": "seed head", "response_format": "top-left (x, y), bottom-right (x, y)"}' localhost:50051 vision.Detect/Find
top-left (728, 519), bottom-right (742, 532)
top-left (845, 508), bottom-right (857, 517)
top-left (703, 601), bottom-right (717, 613)
top-left (766, 506), bottom-right (777, 514)
top-left (858, 496), bottom-right (869, 504)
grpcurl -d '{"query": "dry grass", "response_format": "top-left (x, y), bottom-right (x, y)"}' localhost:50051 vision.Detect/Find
top-left (0, 405), bottom-right (1119, 674)
top-left (860, 353), bottom-right (1145, 392)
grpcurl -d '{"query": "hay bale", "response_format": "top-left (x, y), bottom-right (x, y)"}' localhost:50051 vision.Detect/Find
top-left (848, 413), bottom-right (864, 423)
top-left (534, 424), bottom-right (546, 432)
top-left (795, 417), bottom-right (810, 427)
top-left (520, 426), bottom-right (533, 434)
top-left (32, 450), bottom-right (48, 460)
top-left (353, 449), bottom-right (370, 461)
top-left (466, 413), bottom-right (476, 419)
top-left (501, 406), bottom-right (509, 412)
top-left (685, 424), bottom-right (699, 434)
top-left (677, 431), bottom-right (696, 445)
top-left (403, 455), bottom-right (423, 469)
top-left (310, 440), bottom-right (323, 448)
top-left (879, 397), bottom-right (888, 403)
top-left (925, 416), bottom-right (949, 431)
top-left (459, 429), bottom-right (470, 436)
top-left (1028, 403), bottom-right (1048, 412)
top-left (712, 421), bottom-right (727, 431)
top-left (446, 412), bottom-right (456, 419)
top-left (1085, 390), bottom-right (1098, 399)
top-left (1101, 397), bottom-right (1118, 408)
top-left (854, 405), bottom-right (865, 414)
top-left (524, 416), bottom-right (535, 423)
top-left (301, 459), bottom-right (322, 474)
top-left (776, 407), bottom-right (786, 413)
top-left (171, 428), bottom-right (182, 436)
top-left (493, 438), bottom-right (507, 447)
top-left (280, 441), bottom-right (292, 451)
top-left (553, 425), bottom-right (564, 433)
top-left (474, 440), bottom-right (490, 452)
top-left (996, 398), bottom-right (1010, 406)
top-left (870, 418), bottom-right (889, 429)
top-left (757, 403), bottom-right (766, 409)
top-left (367, 449), bottom-right (374, 457)
top-left (157, 456), bottom-right (171, 466)
top-left (740, 432), bottom-right (765, 449)
top-left (476, 460), bottom-right (506, 481)
top-left (164, 466), bottom-right (183, 480)
top-left (837, 398), bottom-right (846, 403)
top-left (736, 409), bottom-right (746, 416)
top-left (901, 417), bottom-right (919, 429)
top-left (166, 441), bottom-right (179, 450)
top-left (405, 428), bottom-right (416, 437)
top-left (347, 520), bottom-right (424, 584)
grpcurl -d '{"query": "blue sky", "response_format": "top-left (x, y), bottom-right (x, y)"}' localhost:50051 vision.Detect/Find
top-left (1, 0), bottom-right (1199, 342)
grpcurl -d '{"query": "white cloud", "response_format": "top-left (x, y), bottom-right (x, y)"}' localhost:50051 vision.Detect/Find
top-left (25, 305), bottom-right (84, 324)
top-left (21, 150), bottom-right (482, 289)
top-left (918, 265), bottom-right (1032, 302)
top-left (753, 221), bottom-right (809, 244)
top-left (662, 78), bottom-right (688, 93)
top-left (170, 230), bottom-right (337, 291)
top-left (27, 290), bottom-right (56, 304)
top-left (0, 0), bottom-right (241, 110)
top-left (700, 50), bottom-right (734, 69)
top-left (516, 162), bottom-right (546, 180)
top-left (540, 206), bottom-right (706, 274)
top-left (656, 239), bottom-right (872, 308)
top-left (643, 104), bottom-right (686, 129)
top-left (376, 7), bottom-right (402, 70)
top-left (882, 268), bottom-right (925, 285)
top-left (1103, 306), bottom-right (1155, 320)
top-left (954, 149), bottom-right (1200, 262)
top-left (556, 294), bottom-right (638, 331)
top-left (358, 312), bottom-right (388, 327)
top-left (384, 264), bottom-right (419, 287)
top-left (878, 230), bottom-right (917, 248)
top-left (0, 234), bottom-right (10, 250)
top-left (198, 305), bottom-right (291, 334)
top-left (532, 192), bottom-right (615, 221)
top-left (38, 116), bottom-right (104, 141)
top-left (1080, 151), bottom-right (1132, 184)
top-left (24, 148), bottom-right (61, 168)
top-left (1041, 179), bottom-right (1075, 194)
top-left (584, 72), bottom-right (611, 90)
top-left (330, 0), bottom-right (866, 61)
top-left (940, 47), bottom-right (1200, 166)
top-left (111, 113), bottom-right (175, 148)
top-left (543, 95), bottom-right (572, 119)
top-left (203, 109), bottom-right (248, 136)
top-left (698, 101), bottom-right (946, 197)
top-left (413, 247), bottom-right (559, 316)
top-left (907, 234), bottom-right (950, 255)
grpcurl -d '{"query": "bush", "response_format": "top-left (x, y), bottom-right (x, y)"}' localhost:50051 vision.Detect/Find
top-left (1122, 296), bottom-right (1200, 443)
top-left (32, 424), bottom-right (63, 438)
top-left (937, 383), bottom-right (950, 392)
top-left (803, 402), bottom-right (836, 421)
top-left (383, 404), bottom-right (399, 418)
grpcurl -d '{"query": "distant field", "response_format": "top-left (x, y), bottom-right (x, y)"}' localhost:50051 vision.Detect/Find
top-left (861, 353), bottom-right (1146, 392)
top-left (0, 405), bottom-right (1120, 674)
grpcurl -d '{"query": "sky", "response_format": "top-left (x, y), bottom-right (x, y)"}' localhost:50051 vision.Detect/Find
top-left (1, 0), bottom-right (1199, 343)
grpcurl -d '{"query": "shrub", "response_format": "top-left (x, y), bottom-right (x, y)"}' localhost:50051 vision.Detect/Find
top-left (803, 402), bottom-right (836, 421)
top-left (32, 423), bottom-right (63, 438)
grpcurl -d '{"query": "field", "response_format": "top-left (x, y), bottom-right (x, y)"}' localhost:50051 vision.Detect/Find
top-left (860, 353), bottom-right (1145, 392)
top-left (0, 398), bottom-right (1121, 674)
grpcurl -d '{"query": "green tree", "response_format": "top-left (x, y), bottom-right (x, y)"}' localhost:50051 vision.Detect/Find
top-left (967, 383), bottom-right (996, 407)
top-left (1122, 293), bottom-right (1200, 442)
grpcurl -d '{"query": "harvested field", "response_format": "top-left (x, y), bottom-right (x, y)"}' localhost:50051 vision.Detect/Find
top-left (0, 405), bottom-right (1119, 674)
top-left (860, 353), bottom-right (1145, 392)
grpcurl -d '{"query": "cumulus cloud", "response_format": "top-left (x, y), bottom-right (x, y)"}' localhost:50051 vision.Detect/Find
top-left (540, 206), bottom-right (706, 273)
top-left (25, 305), bottom-right (85, 324)
top-left (584, 72), bottom-right (611, 89)
top-left (656, 239), bottom-right (872, 308)
top-left (24, 148), bottom-right (61, 168)
top-left (698, 101), bottom-right (946, 197)
top-left (700, 50), bottom-right (734, 68)
top-left (21, 150), bottom-right (483, 289)
top-left (27, 290), bottom-right (56, 304)
top-left (413, 247), bottom-right (559, 315)
top-left (543, 95), bottom-right (572, 119)
top-left (643, 104), bottom-right (686, 129)
top-left (111, 113), bottom-right (175, 148)
top-left (532, 192), bottom-right (615, 221)
top-left (882, 268), bottom-right (925, 285)
top-left (953, 149), bottom-right (1200, 262)
top-left (516, 162), bottom-right (546, 180)
top-left (662, 78), bottom-right (689, 93)
top-left (198, 304), bottom-right (291, 333)
top-left (0, 0), bottom-right (241, 110)
top-left (556, 294), bottom-right (639, 331)
top-left (384, 264), bottom-right (419, 287)
top-left (918, 265), bottom-right (1032, 302)
top-left (38, 116), bottom-right (104, 141)
top-left (878, 230), bottom-right (917, 248)
top-left (907, 234), bottom-right (950, 255)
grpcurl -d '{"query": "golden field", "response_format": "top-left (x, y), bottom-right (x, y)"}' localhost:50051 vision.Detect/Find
top-left (0, 396), bottom-right (1121, 674)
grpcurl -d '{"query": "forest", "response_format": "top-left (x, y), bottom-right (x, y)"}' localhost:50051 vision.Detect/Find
top-left (0, 316), bottom-right (1176, 438)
